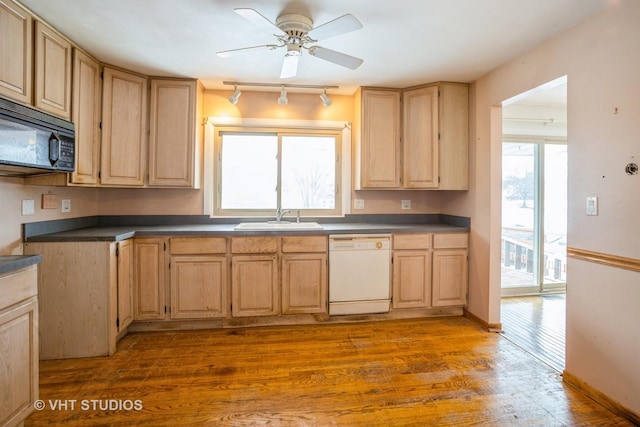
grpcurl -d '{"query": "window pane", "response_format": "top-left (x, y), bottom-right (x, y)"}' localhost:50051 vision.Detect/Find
top-left (543, 144), bottom-right (567, 285)
top-left (281, 136), bottom-right (336, 209)
top-left (220, 134), bottom-right (277, 209)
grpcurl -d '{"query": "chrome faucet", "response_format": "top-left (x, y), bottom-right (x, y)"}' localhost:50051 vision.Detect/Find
top-left (275, 206), bottom-right (291, 222)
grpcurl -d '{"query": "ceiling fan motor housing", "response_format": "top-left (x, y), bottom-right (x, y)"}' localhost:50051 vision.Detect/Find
top-left (276, 13), bottom-right (313, 38)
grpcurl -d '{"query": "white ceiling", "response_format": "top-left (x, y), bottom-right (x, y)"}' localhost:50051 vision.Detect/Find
top-left (20, 0), bottom-right (609, 95)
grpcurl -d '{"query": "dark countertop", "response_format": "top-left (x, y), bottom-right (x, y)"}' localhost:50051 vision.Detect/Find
top-left (24, 223), bottom-right (469, 243)
top-left (0, 255), bottom-right (42, 274)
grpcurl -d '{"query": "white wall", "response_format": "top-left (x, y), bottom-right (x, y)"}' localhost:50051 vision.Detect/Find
top-left (442, 0), bottom-right (640, 415)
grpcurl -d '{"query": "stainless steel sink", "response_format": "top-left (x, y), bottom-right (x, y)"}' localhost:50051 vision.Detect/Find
top-left (234, 221), bottom-right (324, 231)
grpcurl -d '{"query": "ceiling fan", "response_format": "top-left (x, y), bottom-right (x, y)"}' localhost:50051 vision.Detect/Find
top-left (217, 8), bottom-right (364, 79)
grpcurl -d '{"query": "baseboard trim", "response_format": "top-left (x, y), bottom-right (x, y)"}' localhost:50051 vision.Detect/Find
top-left (567, 247), bottom-right (640, 273)
top-left (463, 308), bottom-right (502, 332)
top-left (563, 370), bottom-right (640, 425)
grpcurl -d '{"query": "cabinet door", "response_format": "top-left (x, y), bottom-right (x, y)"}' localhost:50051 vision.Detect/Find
top-left (403, 86), bottom-right (439, 188)
top-left (70, 48), bottom-right (101, 185)
top-left (34, 20), bottom-right (72, 119)
top-left (392, 251), bottom-right (432, 308)
top-left (282, 253), bottom-right (327, 314)
top-left (101, 67), bottom-right (148, 186)
top-left (0, 298), bottom-right (38, 427)
top-left (231, 255), bottom-right (278, 317)
top-left (432, 249), bottom-right (468, 307)
top-left (359, 89), bottom-right (401, 188)
top-left (170, 256), bottom-right (228, 319)
top-left (0, 0), bottom-right (32, 104)
top-left (117, 239), bottom-right (134, 331)
top-left (437, 83), bottom-right (469, 190)
top-left (134, 238), bottom-right (166, 320)
top-left (149, 79), bottom-right (200, 188)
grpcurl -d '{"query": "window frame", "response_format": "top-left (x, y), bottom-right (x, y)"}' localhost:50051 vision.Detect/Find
top-left (212, 126), bottom-right (343, 218)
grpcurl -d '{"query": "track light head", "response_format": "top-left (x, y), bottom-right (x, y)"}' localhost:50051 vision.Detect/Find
top-left (228, 86), bottom-right (242, 104)
top-left (320, 89), bottom-right (332, 107)
top-left (277, 87), bottom-right (288, 105)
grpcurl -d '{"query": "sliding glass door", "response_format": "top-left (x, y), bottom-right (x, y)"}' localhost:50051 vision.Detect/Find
top-left (501, 141), bottom-right (567, 295)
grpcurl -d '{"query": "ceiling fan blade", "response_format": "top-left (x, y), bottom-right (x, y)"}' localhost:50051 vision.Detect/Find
top-left (216, 44), bottom-right (279, 58)
top-left (280, 54), bottom-right (299, 79)
top-left (234, 8), bottom-right (285, 36)
top-left (309, 46), bottom-right (363, 70)
top-left (307, 14), bottom-right (363, 41)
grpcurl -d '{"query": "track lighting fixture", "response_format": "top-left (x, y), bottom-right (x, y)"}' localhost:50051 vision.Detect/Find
top-left (320, 89), bottom-right (332, 107)
top-left (228, 85), bottom-right (242, 104)
top-left (277, 87), bottom-right (288, 105)
top-left (223, 81), bottom-right (337, 107)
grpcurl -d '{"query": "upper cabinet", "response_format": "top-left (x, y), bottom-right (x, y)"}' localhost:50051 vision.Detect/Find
top-left (148, 79), bottom-right (203, 188)
top-left (353, 88), bottom-right (402, 189)
top-left (34, 20), bottom-right (72, 119)
top-left (70, 48), bottom-right (101, 185)
top-left (354, 82), bottom-right (469, 191)
top-left (100, 66), bottom-right (148, 186)
top-left (0, 0), bottom-right (32, 104)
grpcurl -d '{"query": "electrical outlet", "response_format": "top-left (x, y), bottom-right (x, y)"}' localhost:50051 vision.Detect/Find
top-left (61, 199), bottom-right (71, 213)
top-left (22, 199), bottom-right (35, 216)
top-left (401, 200), bottom-right (411, 210)
top-left (354, 199), bottom-right (365, 210)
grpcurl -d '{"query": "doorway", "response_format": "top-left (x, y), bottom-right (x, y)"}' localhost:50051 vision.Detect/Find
top-left (500, 77), bottom-right (567, 371)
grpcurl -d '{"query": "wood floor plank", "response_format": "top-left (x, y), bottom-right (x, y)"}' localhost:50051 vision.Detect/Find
top-left (26, 317), bottom-right (633, 426)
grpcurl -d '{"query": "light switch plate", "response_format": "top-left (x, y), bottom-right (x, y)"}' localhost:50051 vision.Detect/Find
top-left (586, 196), bottom-right (598, 216)
top-left (22, 199), bottom-right (35, 216)
top-left (61, 199), bottom-right (71, 213)
top-left (354, 199), bottom-right (365, 210)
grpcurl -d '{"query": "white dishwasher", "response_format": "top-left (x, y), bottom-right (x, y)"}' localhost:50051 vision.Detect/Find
top-left (329, 234), bottom-right (391, 315)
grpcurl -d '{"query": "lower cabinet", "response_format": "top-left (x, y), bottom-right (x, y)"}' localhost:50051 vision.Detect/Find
top-left (170, 237), bottom-right (228, 319)
top-left (392, 232), bottom-right (468, 310)
top-left (281, 236), bottom-right (328, 314)
top-left (432, 234), bottom-right (469, 307)
top-left (24, 240), bottom-right (132, 358)
top-left (0, 264), bottom-right (39, 427)
top-left (133, 238), bottom-right (167, 320)
top-left (230, 237), bottom-right (279, 317)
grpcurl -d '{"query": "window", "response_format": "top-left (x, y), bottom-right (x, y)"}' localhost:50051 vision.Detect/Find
top-left (214, 127), bottom-right (342, 217)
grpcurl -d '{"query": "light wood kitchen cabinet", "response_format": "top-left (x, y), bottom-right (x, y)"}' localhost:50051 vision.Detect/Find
top-left (392, 233), bottom-right (432, 309)
top-left (0, 0), bottom-right (32, 104)
top-left (24, 240), bottom-right (131, 358)
top-left (281, 236), bottom-right (327, 314)
top-left (403, 86), bottom-right (439, 189)
top-left (169, 237), bottom-right (228, 319)
top-left (149, 79), bottom-right (203, 188)
top-left (134, 238), bottom-right (167, 320)
top-left (354, 87), bottom-right (402, 189)
top-left (117, 239), bottom-right (134, 332)
top-left (101, 66), bottom-right (148, 186)
top-left (34, 20), bottom-right (72, 119)
top-left (231, 237), bottom-right (278, 317)
top-left (69, 48), bottom-right (101, 185)
top-left (0, 264), bottom-right (38, 427)
top-left (432, 233), bottom-right (468, 307)
top-left (354, 82), bottom-right (468, 190)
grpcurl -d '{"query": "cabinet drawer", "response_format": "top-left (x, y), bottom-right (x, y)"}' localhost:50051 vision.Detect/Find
top-left (170, 237), bottom-right (227, 254)
top-left (231, 237), bottom-right (278, 254)
top-left (282, 236), bottom-right (327, 253)
top-left (433, 233), bottom-right (468, 249)
top-left (0, 265), bottom-right (37, 309)
top-left (393, 234), bottom-right (432, 250)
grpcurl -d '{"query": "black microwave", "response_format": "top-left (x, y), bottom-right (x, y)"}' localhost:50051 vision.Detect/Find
top-left (0, 97), bottom-right (75, 176)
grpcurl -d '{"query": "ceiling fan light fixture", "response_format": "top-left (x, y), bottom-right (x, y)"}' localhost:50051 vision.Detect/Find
top-left (320, 89), bottom-right (332, 107)
top-left (277, 87), bottom-right (288, 105)
top-left (228, 86), bottom-right (242, 104)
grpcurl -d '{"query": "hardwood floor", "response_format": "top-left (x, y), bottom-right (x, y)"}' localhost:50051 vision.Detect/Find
top-left (26, 317), bottom-right (632, 426)
top-left (500, 293), bottom-right (566, 372)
